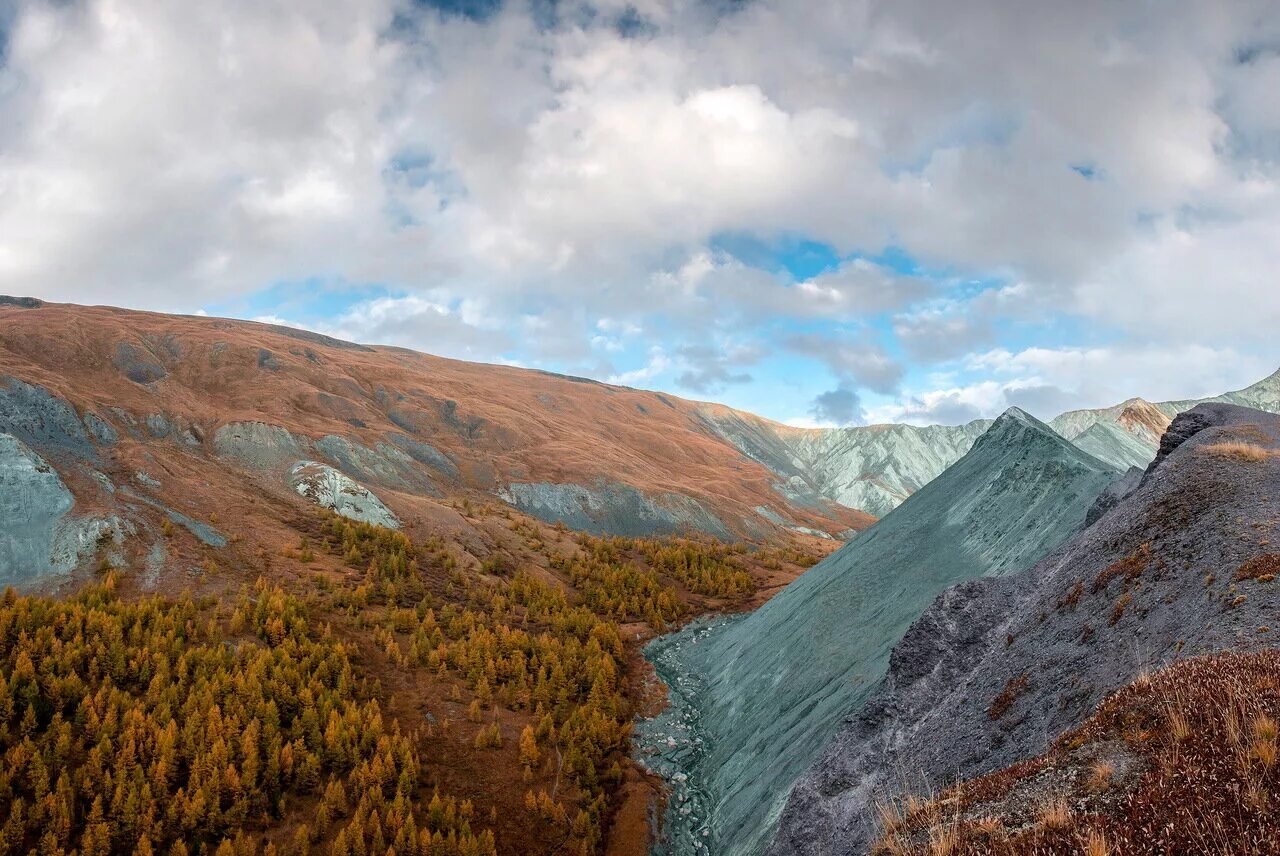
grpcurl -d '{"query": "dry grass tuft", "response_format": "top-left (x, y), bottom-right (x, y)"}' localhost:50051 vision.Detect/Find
top-left (1108, 592), bottom-right (1132, 626)
top-left (1083, 829), bottom-right (1112, 856)
top-left (1093, 543), bottom-right (1152, 593)
top-left (1087, 758), bottom-right (1116, 792)
top-left (1202, 441), bottom-right (1277, 462)
top-left (1037, 798), bottom-right (1073, 831)
top-left (927, 825), bottom-right (958, 856)
top-left (877, 798), bottom-right (905, 836)
top-left (1167, 707), bottom-right (1191, 742)
top-left (870, 834), bottom-right (907, 856)
top-left (971, 816), bottom-right (1002, 837)
top-left (1253, 714), bottom-right (1278, 769)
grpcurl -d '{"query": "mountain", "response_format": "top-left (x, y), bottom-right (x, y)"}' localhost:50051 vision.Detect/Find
top-left (770, 403), bottom-right (1280, 855)
top-left (702, 370), bottom-right (1280, 520)
top-left (698, 406), bottom-right (992, 518)
top-left (635, 408), bottom-right (1120, 856)
top-left (0, 299), bottom-right (868, 581)
top-left (1050, 369), bottom-right (1280, 471)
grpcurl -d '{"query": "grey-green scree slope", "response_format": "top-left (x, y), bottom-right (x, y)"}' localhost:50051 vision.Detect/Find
top-left (635, 407), bottom-right (1120, 856)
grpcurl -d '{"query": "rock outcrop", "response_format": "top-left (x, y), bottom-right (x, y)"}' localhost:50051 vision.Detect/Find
top-left (769, 404), bottom-right (1280, 855)
top-left (290, 461), bottom-right (400, 528)
top-left (214, 421), bottom-right (310, 470)
top-left (500, 480), bottom-right (732, 540)
top-left (0, 433), bottom-right (124, 582)
top-left (637, 408), bottom-right (1119, 856)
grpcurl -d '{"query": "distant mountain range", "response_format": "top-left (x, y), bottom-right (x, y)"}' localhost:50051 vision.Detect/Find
top-left (1, 296), bottom-right (1276, 587)
top-left (701, 367), bottom-right (1280, 516)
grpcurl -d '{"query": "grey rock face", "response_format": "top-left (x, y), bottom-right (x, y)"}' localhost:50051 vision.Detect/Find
top-left (638, 408), bottom-right (1118, 856)
top-left (113, 342), bottom-right (168, 384)
top-left (1070, 421), bottom-right (1157, 471)
top-left (83, 413), bottom-right (118, 446)
top-left (315, 435), bottom-right (439, 495)
top-left (790, 420), bottom-right (993, 518)
top-left (213, 421), bottom-right (310, 470)
top-left (0, 433), bottom-right (124, 582)
top-left (385, 432), bottom-right (459, 479)
top-left (698, 406), bottom-right (992, 518)
top-left (0, 378), bottom-right (95, 459)
top-left (120, 488), bottom-right (228, 548)
top-left (0, 433), bottom-right (75, 580)
top-left (770, 404), bottom-right (1280, 856)
top-left (147, 413), bottom-right (178, 438)
top-left (1084, 465), bottom-right (1143, 527)
top-left (257, 348), bottom-right (281, 371)
top-left (290, 461), bottom-right (400, 528)
top-left (500, 481), bottom-right (732, 540)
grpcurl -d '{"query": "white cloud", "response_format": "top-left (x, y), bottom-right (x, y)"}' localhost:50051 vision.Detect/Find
top-left (1, 0), bottom-right (1278, 420)
top-left (607, 347), bottom-right (671, 385)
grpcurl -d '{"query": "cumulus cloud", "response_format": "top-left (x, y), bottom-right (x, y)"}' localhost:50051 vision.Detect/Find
top-left (673, 343), bottom-right (762, 394)
top-left (327, 294), bottom-right (514, 360)
top-left (785, 333), bottom-right (904, 393)
top-left (866, 343), bottom-right (1276, 426)
top-left (892, 305), bottom-right (995, 362)
top-left (810, 386), bottom-right (863, 426)
top-left (1, 0), bottom-right (1278, 418)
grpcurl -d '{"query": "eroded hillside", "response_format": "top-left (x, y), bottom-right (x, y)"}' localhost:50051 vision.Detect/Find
top-left (771, 404), bottom-right (1280, 855)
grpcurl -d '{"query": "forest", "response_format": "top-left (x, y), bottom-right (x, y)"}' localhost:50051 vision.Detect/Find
top-left (0, 506), bottom-right (822, 855)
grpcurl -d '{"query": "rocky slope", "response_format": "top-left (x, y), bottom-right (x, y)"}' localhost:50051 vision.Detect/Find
top-left (869, 649), bottom-right (1280, 854)
top-left (0, 299), bottom-right (867, 582)
top-left (698, 405), bottom-right (992, 518)
top-left (636, 408), bottom-right (1119, 856)
top-left (770, 403), bottom-right (1280, 855)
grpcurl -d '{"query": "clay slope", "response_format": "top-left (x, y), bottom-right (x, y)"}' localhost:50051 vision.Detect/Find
top-left (770, 404), bottom-right (1280, 855)
top-left (636, 408), bottom-right (1119, 856)
top-left (0, 298), bottom-right (868, 583)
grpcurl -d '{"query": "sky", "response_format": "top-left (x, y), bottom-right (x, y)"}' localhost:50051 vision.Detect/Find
top-left (1, 0), bottom-right (1279, 427)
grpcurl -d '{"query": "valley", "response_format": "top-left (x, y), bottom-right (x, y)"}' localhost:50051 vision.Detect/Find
top-left (2, 299), bottom-right (1280, 856)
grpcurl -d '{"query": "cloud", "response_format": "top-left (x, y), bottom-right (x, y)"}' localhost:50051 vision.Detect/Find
top-left (810, 386), bottom-right (862, 426)
top-left (785, 333), bottom-right (904, 393)
top-left (865, 343), bottom-right (1276, 426)
top-left (269, 294), bottom-right (515, 362)
top-left (673, 343), bottom-right (762, 394)
top-left (892, 305), bottom-right (995, 362)
top-left (865, 381), bottom-right (1004, 426)
top-left (968, 344), bottom-right (1275, 410)
top-left (607, 347), bottom-right (672, 386)
top-left (0, 0), bottom-right (1278, 422)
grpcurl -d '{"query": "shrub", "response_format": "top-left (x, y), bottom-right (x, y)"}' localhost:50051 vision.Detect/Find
top-left (988, 674), bottom-right (1030, 720)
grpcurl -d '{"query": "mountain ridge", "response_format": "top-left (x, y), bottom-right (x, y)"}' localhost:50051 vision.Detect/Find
top-left (636, 406), bottom-right (1119, 856)
top-left (769, 402), bottom-right (1280, 855)
top-left (0, 299), bottom-right (871, 584)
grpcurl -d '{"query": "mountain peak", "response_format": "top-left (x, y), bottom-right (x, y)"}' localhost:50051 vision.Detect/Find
top-left (995, 405), bottom-right (1035, 423)
top-left (983, 405), bottom-right (1054, 441)
top-left (977, 405), bottom-right (1118, 472)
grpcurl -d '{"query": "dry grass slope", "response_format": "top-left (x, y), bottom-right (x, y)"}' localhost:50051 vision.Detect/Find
top-left (873, 650), bottom-right (1280, 855)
